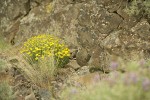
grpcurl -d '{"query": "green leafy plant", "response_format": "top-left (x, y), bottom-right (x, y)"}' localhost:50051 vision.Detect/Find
top-left (21, 34), bottom-right (70, 67)
top-left (124, 0), bottom-right (150, 17)
top-left (0, 82), bottom-right (14, 100)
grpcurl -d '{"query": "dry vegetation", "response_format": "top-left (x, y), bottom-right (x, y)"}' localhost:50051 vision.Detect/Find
top-left (0, 33), bottom-right (150, 99)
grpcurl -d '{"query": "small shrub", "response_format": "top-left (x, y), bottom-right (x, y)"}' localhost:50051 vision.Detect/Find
top-left (0, 82), bottom-right (14, 100)
top-left (20, 34), bottom-right (70, 91)
top-left (124, 0), bottom-right (150, 17)
top-left (21, 34), bottom-right (70, 67)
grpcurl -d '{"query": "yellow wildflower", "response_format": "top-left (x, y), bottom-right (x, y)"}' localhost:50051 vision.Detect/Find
top-left (21, 34), bottom-right (70, 67)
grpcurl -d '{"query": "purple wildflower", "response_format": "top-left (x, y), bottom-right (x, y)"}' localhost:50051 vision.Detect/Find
top-left (109, 61), bottom-right (119, 70)
top-left (74, 81), bottom-right (82, 87)
top-left (142, 78), bottom-right (150, 91)
top-left (124, 72), bottom-right (138, 85)
top-left (139, 59), bottom-right (146, 67)
top-left (70, 88), bottom-right (78, 94)
top-left (105, 72), bottom-right (120, 86)
top-left (93, 73), bottom-right (100, 83)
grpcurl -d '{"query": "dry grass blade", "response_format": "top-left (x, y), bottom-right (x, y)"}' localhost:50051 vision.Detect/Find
top-left (17, 54), bottom-right (56, 90)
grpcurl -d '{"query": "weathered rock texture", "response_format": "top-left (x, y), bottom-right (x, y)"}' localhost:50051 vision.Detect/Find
top-left (1, 0), bottom-right (150, 71)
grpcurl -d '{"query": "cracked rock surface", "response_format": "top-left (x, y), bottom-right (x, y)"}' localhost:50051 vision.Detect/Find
top-left (1, 0), bottom-right (150, 71)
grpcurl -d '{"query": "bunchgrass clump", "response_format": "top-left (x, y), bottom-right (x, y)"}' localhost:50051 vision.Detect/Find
top-left (17, 55), bottom-right (56, 90)
top-left (60, 60), bottom-right (150, 100)
top-left (21, 34), bottom-right (70, 67)
top-left (19, 34), bottom-right (70, 91)
top-left (0, 82), bottom-right (14, 100)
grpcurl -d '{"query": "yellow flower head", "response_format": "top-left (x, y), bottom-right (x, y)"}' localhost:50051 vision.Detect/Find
top-left (20, 34), bottom-right (70, 67)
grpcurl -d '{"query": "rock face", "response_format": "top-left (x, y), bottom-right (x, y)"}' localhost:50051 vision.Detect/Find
top-left (1, 0), bottom-right (150, 71)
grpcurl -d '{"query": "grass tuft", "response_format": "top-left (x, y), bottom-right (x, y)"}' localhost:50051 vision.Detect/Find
top-left (0, 35), bottom-right (10, 52)
top-left (0, 81), bottom-right (14, 100)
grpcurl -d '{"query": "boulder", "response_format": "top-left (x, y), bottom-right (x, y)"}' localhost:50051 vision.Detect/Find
top-left (25, 92), bottom-right (36, 100)
top-left (66, 60), bottom-right (81, 70)
top-left (76, 48), bottom-right (91, 67)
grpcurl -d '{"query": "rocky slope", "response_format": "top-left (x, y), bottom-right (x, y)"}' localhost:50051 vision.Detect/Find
top-left (0, 0), bottom-right (150, 100)
top-left (1, 0), bottom-right (150, 72)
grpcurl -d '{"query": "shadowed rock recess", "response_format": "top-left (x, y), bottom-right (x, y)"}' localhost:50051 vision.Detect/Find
top-left (1, 0), bottom-right (150, 71)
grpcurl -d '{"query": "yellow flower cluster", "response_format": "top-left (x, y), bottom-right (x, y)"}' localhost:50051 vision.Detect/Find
top-left (21, 34), bottom-right (70, 67)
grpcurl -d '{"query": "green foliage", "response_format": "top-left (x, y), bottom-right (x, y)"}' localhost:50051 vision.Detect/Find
top-left (61, 83), bottom-right (149, 100)
top-left (125, 0), bottom-right (150, 17)
top-left (0, 82), bottom-right (14, 100)
top-left (0, 35), bottom-right (10, 52)
top-left (21, 34), bottom-right (70, 67)
top-left (60, 60), bottom-right (150, 100)
top-left (0, 60), bottom-right (5, 71)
